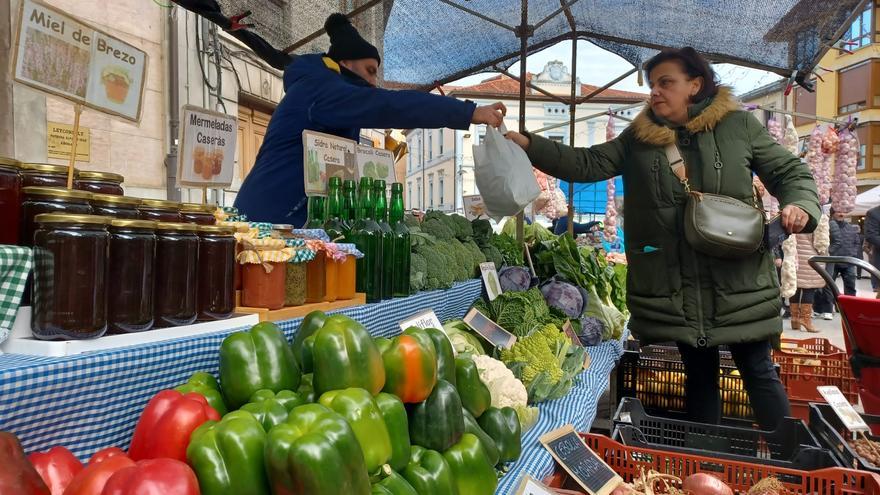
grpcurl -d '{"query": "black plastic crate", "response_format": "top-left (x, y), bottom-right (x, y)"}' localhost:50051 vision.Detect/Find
top-left (616, 340), bottom-right (757, 420)
top-left (809, 402), bottom-right (880, 473)
top-left (612, 397), bottom-right (841, 470)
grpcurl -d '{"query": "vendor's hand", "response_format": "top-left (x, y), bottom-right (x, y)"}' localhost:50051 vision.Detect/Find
top-left (781, 205), bottom-right (809, 234)
top-left (505, 130), bottom-right (530, 151)
top-left (472, 102), bottom-right (506, 128)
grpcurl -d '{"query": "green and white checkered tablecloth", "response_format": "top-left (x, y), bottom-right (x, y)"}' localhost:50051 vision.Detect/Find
top-left (0, 245), bottom-right (32, 342)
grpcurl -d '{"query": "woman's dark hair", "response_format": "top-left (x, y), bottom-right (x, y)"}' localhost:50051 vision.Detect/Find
top-left (644, 47), bottom-right (719, 102)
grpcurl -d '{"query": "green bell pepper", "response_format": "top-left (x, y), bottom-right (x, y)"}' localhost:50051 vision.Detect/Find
top-left (175, 371), bottom-right (228, 416)
top-left (443, 433), bottom-right (498, 495)
top-left (382, 334), bottom-right (438, 404)
top-left (374, 337), bottom-right (392, 354)
top-left (375, 392), bottom-right (411, 473)
top-left (478, 406), bottom-right (522, 463)
top-left (371, 465), bottom-right (418, 495)
top-left (462, 409), bottom-right (499, 467)
top-left (319, 388), bottom-right (392, 473)
top-left (292, 310), bottom-right (326, 373)
top-left (403, 327), bottom-right (456, 386)
top-left (408, 379), bottom-right (464, 452)
top-left (249, 389), bottom-right (306, 411)
top-left (240, 394), bottom-right (291, 432)
top-left (187, 410), bottom-right (270, 495)
top-left (454, 355), bottom-right (491, 418)
top-left (402, 446), bottom-right (458, 495)
top-left (298, 373), bottom-right (315, 403)
top-left (265, 403), bottom-right (371, 495)
top-left (219, 322), bottom-right (301, 409)
top-left (313, 315), bottom-right (385, 396)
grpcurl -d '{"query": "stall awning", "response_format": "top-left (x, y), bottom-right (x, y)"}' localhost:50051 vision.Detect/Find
top-left (853, 186), bottom-right (880, 216)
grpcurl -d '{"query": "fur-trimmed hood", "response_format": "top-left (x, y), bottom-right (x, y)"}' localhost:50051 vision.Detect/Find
top-left (631, 86), bottom-right (740, 146)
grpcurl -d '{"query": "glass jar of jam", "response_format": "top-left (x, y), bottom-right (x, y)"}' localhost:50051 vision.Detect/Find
top-left (108, 220), bottom-right (157, 333)
top-left (305, 251), bottom-right (339, 303)
top-left (284, 262), bottom-right (307, 306)
top-left (75, 170), bottom-right (125, 195)
top-left (154, 222), bottom-right (199, 327)
top-left (90, 194), bottom-right (141, 219)
top-left (241, 263), bottom-right (286, 310)
top-left (180, 203), bottom-right (217, 225)
top-left (0, 157), bottom-right (22, 245)
top-left (138, 199), bottom-right (182, 223)
top-left (337, 253), bottom-right (357, 300)
top-left (20, 163), bottom-right (77, 188)
top-left (272, 224), bottom-right (294, 240)
top-left (32, 214), bottom-right (110, 340)
top-left (197, 225), bottom-right (235, 320)
top-left (21, 187), bottom-right (93, 247)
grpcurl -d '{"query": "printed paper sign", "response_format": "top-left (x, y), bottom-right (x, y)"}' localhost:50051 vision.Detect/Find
top-left (819, 386), bottom-right (870, 433)
top-left (178, 105), bottom-right (238, 188)
top-left (463, 307), bottom-right (516, 349)
top-left (303, 130), bottom-right (356, 194)
top-left (463, 195), bottom-right (487, 220)
top-left (514, 475), bottom-right (555, 495)
top-left (540, 425), bottom-right (622, 495)
top-left (480, 262), bottom-right (502, 301)
top-left (47, 121), bottom-right (89, 161)
top-left (356, 145), bottom-right (396, 183)
top-left (399, 309), bottom-right (443, 332)
top-left (14, 0), bottom-right (148, 121)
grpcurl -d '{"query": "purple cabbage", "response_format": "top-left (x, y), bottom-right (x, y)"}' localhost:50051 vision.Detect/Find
top-left (498, 266), bottom-right (533, 292)
top-left (578, 316), bottom-right (605, 346)
top-left (540, 278), bottom-right (586, 318)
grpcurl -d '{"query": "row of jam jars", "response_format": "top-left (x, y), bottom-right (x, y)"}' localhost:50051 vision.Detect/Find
top-left (91, 194), bottom-right (141, 219)
top-left (181, 203), bottom-right (218, 225)
top-left (138, 199), bottom-right (182, 223)
top-left (75, 171), bottom-right (124, 195)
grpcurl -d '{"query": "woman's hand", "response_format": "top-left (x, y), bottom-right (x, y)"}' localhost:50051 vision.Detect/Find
top-left (781, 205), bottom-right (810, 234)
top-left (505, 131), bottom-right (530, 151)
top-left (471, 102), bottom-right (506, 127)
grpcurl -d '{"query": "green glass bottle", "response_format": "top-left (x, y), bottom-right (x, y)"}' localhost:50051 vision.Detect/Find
top-left (373, 180), bottom-right (394, 301)
top-left (305, 196), bottom-right (326, 228)
top-left (323, 176), bottom-right (347, 240)
top-left (343, 179), bottom-right (358, 223)
top-left (389, 183), bottom-right (411, 297)
top-left (352, 177), bottom-right (383, 302)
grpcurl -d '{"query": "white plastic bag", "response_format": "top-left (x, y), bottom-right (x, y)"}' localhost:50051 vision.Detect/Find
top-left (473, 125), bottom-right (541, 222)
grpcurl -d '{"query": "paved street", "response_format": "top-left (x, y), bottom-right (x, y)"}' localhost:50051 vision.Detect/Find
top-left (781, 276), bottom-right (876, 350)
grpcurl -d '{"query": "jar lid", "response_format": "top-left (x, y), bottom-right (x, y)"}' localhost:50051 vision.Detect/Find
top-left (139, 199), bottom-right (181, 210)
top-left (198, 225), bottom-right (235, 235)
top-left (35, 213), bottom-right (110, 225)
top-left (156, 222), bottom-right (199, 232)
top-left (110, 219), bottom-right (157, 229)
top-left (77, 170), bottom-right (125, 183)
top-left (23, 187), bottom-right (92, 200)
top-left (91, 193), bottom-right (141, 206)
top-left (272, 224), bottom-right (294, 230)
top-left (21, 163), bottom-right (77, 175)
top-left (180, 202), bottom-right (216, 213)
top-left (0, 157), bottom-right (21, 168)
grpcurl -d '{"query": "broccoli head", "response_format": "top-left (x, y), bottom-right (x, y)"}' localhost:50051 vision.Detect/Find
top-left (481, 245), bottom-right (504, 270)
top-left (414, 243), bottom-right (455, 289)
top-left (472, 218), bottom-right (493, 247)
top-left (421, 218), bottom-right (454, 241)
top-left (410, 252), bottom-right (427, 292)
top-left (404, 213), bottom-right (421, 229)
top-left (449, 214), bottom-right (474, 241)
top-left (463, 240), bottom-right (487, 277)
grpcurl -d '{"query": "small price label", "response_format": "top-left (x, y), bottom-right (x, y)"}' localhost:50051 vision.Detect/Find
top-left (562, 320), bottom-right (581, 347)
top-left (514, 475), bottom-right (555, 495)
top-left (540, 425), bottom-right (622, 495)
top-left (399, 309), bottom-right (443, 332)
top-left (819, 386), bottom-right (870, 433)
top-left (480, 262), bottom-right (502, 301)
top-left (463, 307), bottom-right (517, 349)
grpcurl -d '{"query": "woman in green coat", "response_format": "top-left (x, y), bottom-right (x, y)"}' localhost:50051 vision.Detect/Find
top-left (506, 47), bottom-right (820, 430)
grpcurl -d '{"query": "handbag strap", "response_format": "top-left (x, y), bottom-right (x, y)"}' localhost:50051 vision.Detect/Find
top-left (663, 143), bottom-right (694, 193)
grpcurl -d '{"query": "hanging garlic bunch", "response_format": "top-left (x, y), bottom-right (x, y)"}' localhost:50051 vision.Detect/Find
top-left (604, 113), bottom-right (618, 243)
top-left (782, 115), bottom-right (799, 154)
top-left (832, 127), bottom-right (859, 214)
top-left (767, 116), bottom-right (784, 144)
top-left (806, 126), bottom-right (832, 205)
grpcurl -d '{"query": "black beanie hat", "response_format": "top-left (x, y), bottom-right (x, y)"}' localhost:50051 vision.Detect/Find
top-left (325, 13), bottom-right (381, 65)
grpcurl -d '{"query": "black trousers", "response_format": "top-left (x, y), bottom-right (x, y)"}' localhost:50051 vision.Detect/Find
top-left (815, 264), bottom-right (857, 313)
top-left (676, 340), bottom-right (790, 431)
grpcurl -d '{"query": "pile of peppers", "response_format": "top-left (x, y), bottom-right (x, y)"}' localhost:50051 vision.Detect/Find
top-left (5, 313), bottom-right (523, 495)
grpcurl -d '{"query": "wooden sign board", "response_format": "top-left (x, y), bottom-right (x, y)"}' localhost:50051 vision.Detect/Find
top-left (540, 425), bottom-right (622, 495)
top-left (463, 307), bottom-right (516, 349)
top-left (14, 0), bottom-right (148, 122)
top-left (463, 194), bottom-right (487, 220)
top-left (47, 121), bottom-right (89, 161)
top-left (356, 145), bottom-right (396, 183)
top-left (303, 130), bottom-right (356, 194)
top-left (178, 105), bottom-right (238, 188)
top-left (515, 474), bottom-right (556, 495)
top-left (480, 261), bottom-right (502, 301)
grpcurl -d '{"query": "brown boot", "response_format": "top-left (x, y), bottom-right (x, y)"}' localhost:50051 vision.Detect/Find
top-left (790, 303), bottom-right (801, 330)
top-left (800, 304), bottom-right (819, 333)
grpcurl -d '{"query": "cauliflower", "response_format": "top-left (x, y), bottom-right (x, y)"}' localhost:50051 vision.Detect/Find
top-left (472, 354), bottom-right (539, 431)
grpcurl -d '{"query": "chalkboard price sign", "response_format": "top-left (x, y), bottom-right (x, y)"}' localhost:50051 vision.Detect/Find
top-left (540, 425), bottom-right (622, 495)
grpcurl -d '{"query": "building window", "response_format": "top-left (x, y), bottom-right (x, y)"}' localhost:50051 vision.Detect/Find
top-left (407, 181), bottom-right (413, 207)
top-left (417, 181), bottom-right (422, 210)
top-left (428, 132), bottom-right (433, 161)
top-left (439, 175), bottom-right (444, 206)
top-left (843, 2), bottom-right (874, 50)
top-left (838, 61), bottom-right (872, 114)
top-left (439, 129), bottom-right (444, 156)
top-left (428, 175), bottom-right (434, 208)
top-left (407, 145), bottom-right (412, 172)
top-left (793, 83), bottom-right (817, 126)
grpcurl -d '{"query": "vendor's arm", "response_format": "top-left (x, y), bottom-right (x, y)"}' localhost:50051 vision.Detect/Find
top-left (745, 112), bottom-right (820, 233)
top-left (309, 76), bottom-right (485, 130)
top-left (506, 130), bottom-right (625, 183)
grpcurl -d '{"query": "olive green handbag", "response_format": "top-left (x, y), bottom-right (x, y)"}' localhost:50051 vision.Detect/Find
top-left (664, 144), bottom-right (765, 259)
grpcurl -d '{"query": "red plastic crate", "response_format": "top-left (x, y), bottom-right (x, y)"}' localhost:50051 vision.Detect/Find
top-left (773, 338), bottom-right (858, 404)
top-left (546, 433), bottom-right (880, 495)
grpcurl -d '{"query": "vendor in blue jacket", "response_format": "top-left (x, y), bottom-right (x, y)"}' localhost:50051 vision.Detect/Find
top-left (234, 13), bottom-right (505, 225)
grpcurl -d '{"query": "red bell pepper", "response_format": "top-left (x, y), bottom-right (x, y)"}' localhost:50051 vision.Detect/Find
top-left (128, 390), bottom-right (220, 462)
top-left (28, 446), bottom-right (84, 495)
top-left (89, 448), bottom-right (127, 465)
top-left (62, 455), bottom-right (134, 495)
top-left (0, 431), bottom-right (50, 495)
top-left (100, 459), bottom-right (200, 495)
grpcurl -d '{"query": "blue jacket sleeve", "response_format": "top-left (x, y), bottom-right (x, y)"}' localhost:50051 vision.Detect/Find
top-left (307, 75), bottom-right (476, 131)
